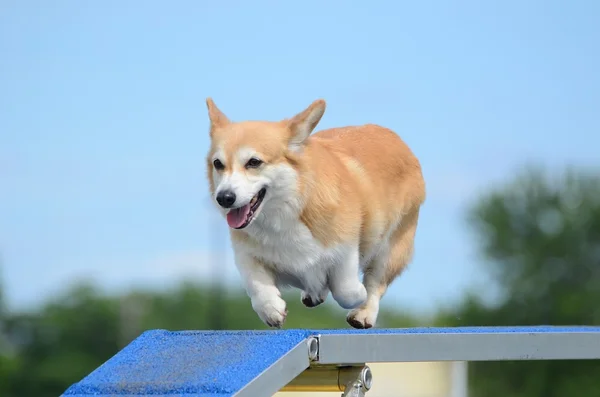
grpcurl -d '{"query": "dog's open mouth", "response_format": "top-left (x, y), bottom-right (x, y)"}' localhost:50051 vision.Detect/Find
top-left (226, 188), bottom-right (267, 229)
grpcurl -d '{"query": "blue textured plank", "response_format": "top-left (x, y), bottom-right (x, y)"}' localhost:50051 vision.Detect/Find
top-left (62, 326), bottom-right (600, 396)
top-left (62, 329), bottom-right (312, 397)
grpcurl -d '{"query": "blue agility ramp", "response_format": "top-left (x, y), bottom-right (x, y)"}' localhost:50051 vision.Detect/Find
top-left (62, 326), bottom-right (600, 397)
top-left (62, 329), bottom-right (314, 397)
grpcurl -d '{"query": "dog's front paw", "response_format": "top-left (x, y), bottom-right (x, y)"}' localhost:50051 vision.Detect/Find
top-left (346, 308), bottom-right (374, 329)
top-left (301, 291), bottom-right (326, 308)
top-left (252, 296), bottom-right (288, 328)
top-left (346, 300), bottom-right (379, 329)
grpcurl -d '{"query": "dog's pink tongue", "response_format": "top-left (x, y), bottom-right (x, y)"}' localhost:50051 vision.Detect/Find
top-left (227, 204), bottom-right (251, 228)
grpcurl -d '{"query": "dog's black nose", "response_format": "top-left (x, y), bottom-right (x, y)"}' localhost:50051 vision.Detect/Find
top-left (216, 190), bottom-right (236, 208)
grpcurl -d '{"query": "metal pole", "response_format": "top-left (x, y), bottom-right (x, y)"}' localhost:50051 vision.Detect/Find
top-left (450, 361), bottom-right (468, 397)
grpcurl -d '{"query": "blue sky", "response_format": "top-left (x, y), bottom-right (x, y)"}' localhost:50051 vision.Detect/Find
top-left (1, 0), bottom-right (599, 315)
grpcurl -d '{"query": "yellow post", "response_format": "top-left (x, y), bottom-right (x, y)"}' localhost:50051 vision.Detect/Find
top-left (280, 365), bottom-right (371, 392)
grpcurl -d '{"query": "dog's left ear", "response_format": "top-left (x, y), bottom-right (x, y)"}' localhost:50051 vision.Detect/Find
top-left (286, 99), bottom-right (326, 151)
top-left (206, 97), bottom-right (230, 132)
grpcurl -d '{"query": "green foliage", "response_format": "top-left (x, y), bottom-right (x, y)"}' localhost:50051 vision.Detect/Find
top-left (442, 167), bottom-right (600, 397)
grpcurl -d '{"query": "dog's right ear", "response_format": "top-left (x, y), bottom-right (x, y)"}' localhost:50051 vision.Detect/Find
top-left (286, 99), bottom-right (326, 152)
top-left (206, 97), bottom-right (230, 132)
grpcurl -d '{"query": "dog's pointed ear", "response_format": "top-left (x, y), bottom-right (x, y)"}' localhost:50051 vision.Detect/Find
top-left (286, 99), bottom-right (326, 151)
top-left (206, 97), bottom-right (230, 131)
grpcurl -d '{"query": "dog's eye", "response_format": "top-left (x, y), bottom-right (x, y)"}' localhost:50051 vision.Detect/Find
top-left (245, 158), bottom-right (263, 169)
top-left (213, 159), bottom-right (225, 170)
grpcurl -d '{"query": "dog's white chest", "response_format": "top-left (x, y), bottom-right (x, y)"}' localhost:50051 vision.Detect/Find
top-left (237, 218), bottom-right (340, 289)
top-left (254, 222), bottom-right (326, 267)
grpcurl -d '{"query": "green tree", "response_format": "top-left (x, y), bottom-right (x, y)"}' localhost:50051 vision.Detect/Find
top-left (439, 167), bottom-right (600, 397)
top-left (0, 261), bottom-right (19, 397)
top-left (2, 283), bottom-right (121, 397)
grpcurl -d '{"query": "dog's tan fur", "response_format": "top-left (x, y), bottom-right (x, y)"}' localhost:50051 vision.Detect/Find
top-left (206, 98), bottom-right (425, 328)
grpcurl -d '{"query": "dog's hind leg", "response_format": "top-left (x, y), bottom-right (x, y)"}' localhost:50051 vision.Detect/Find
top-left (329, 245), bottom-right (368, 310)
top-left (346, 208), bottom-right (420, 329)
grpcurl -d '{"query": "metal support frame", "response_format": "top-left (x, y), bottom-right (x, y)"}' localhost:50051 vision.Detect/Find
top-left (340, 366), bottom-right (372, 397)
top-left (281, 364), bottom-right (372, 394)
top-left (315, 328), bottom-right (600, 364)
top-left (280, 337), bottom-right (373, 396)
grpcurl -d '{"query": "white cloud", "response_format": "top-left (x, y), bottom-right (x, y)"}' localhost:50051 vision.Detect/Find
top-left (142, 250), bottom-right (240, 285)
top-left (82, 249), bottom-right (242, 291)
top-left (4, 249), bottom-right (243, 310)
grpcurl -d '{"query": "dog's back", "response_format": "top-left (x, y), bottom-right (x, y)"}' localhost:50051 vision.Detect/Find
top-left (312, 124), bottom-right (425, 216)
top-left (300, 124), bottom-right (425, 256)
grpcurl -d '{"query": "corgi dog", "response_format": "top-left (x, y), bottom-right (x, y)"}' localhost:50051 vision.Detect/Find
top-left (205, 98), bottom-right (425, 329)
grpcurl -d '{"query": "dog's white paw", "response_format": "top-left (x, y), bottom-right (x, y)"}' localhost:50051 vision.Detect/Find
top-left (252, 296), bottom-right (288, 328)
top-left (346, 304), bottom-right (378, 329)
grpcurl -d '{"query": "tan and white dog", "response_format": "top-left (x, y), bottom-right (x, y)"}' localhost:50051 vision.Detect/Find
top-left (205, 98), bottom-right (425, 329)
